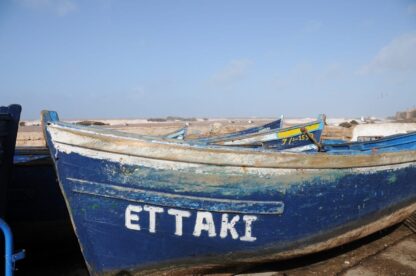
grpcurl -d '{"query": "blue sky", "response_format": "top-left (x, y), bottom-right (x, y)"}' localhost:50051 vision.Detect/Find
top-left (1, 0), bottom-right (415, 119)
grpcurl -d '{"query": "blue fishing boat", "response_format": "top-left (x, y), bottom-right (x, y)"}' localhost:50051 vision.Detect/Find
top-left (8, 147), bottom-right (68, 224)
top-left (41, 110), bottom-right (416, 275)
top-left (13, 146), bottom-right (50, 164)
top-left (0, 104), bottom-right (21, 218)
top-left (322, 131), bottom-right (416, 154)
top-left (164, 126), bottom-right (188, 140)
top-left (198, 115), bottom-right (325, 152)
top-left (190, 117), bottom-right (283, 143)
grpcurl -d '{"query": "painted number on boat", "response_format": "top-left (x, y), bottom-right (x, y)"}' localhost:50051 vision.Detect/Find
top-left (125, 204), bottom-right (257, 242)
top-left (281, 133), bottom-right (313, 145)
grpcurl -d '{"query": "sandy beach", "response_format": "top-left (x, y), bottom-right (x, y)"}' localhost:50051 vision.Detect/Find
top-left (16, 117), bottom-right (347, 146)
top-left (16, 117), bottom-right (416, 147)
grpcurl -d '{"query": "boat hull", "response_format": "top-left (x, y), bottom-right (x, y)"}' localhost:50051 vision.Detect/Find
top-left (46, 141), bottom-right (416, 274)
top-left (323, 131), bottom-right (416, 154)
top-left (0, 104), bottom-right (21, 217)
top-left (8, 147), bottom-right (71, 223)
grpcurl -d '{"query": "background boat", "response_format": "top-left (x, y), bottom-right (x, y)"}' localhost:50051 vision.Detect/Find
top-left (189, 117), bottom-right (283, 144)
top-left (0, 104), bottom-right (22, 274)
top-left (0, 104), bottom-right (21, 218)
top-left (163, 126), bottom-right (188, 140)
top-left (207, 115), bottom-right (325, 152)
top-left (323, 131), bottom-right (416, 154)
top-left (7, 146), bottom-right (69, 228)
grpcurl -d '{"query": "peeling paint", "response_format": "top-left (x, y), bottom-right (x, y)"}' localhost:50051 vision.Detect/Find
top-left (41, 114), bottom-right (416, 275)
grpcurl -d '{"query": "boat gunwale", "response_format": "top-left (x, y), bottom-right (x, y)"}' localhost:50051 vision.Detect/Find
top-left (46, 122), bottom-right (416, 169)
top-left (325, 130), bottom-right (416, 147)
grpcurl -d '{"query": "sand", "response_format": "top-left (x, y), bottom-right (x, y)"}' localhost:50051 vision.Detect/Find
top-left (16, 117), bottom-right (416, 147)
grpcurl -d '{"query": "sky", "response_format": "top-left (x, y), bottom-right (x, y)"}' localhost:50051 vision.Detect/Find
top-left (0, 0), bottom-right (416, 120)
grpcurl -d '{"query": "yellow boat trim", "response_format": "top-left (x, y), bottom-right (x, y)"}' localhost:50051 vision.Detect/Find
top-left (277, 123), bottom-right (320, 139)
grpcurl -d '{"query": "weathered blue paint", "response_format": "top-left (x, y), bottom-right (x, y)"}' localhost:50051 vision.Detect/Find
top-left (50, 151), bottom-right (416, 274)
top-left (70, 178), bottom-right (285, 215)
top-left (41, 110), bottom-right (416, 274)
top-left (323, 131), bottom-right (416, 154)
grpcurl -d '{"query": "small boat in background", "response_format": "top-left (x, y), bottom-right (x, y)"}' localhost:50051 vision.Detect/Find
top-left (190, 117), bottom-right (283, 143)
top-left (163, 126), bottom-right (188, 140)
top-left (41, 109), bottom-right (416, 275)
top-left (203, 115), bottom-right (325, 152)
top-left (0, 104), bottom-right (21, 217)
top-left (323, 131), bottom-right (416, 154)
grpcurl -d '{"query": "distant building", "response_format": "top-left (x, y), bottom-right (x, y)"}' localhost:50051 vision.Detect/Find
top-left (395, 108), bottom-right (416, 121)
